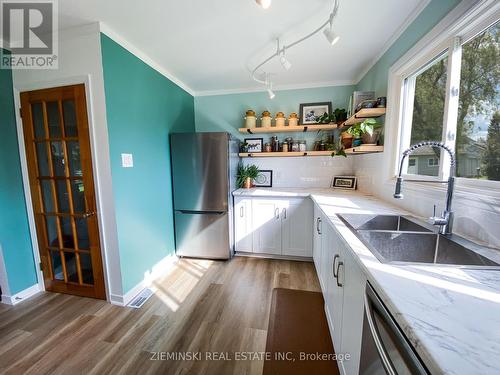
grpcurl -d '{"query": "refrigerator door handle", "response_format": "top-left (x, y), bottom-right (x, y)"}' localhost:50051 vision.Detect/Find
top-left (178, 210), bottom-right (226, 215)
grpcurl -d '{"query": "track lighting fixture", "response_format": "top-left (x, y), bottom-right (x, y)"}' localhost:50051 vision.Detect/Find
top-left (255, 0), bottom-right (271, 9)
top-left (265, 73), bottom-right (275, 99)
top-left (277, 40), bottom-right (292, 71)
top-left (279, 49), bottom-right (292, 71)
top-left (251, 0), bottom-right (340, 98)
top-left (323, 27), bottom-right (340, 46)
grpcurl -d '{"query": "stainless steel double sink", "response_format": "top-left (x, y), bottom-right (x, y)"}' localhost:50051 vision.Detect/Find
top-left (338, 214), bottom-right (500, 268)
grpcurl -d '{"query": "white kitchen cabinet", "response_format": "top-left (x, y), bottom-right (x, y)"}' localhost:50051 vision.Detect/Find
top-left (234, 196), bottom-right (312, 257)
top-left (312, 201), bottom-right (367, 375)
top-left (312, 204), bottom-right (323, 276)
top-left (282, 198), bottom-right (313, 257)
top-left (324, 220), bottom-right (344, 351)
top-left (251, 199), bottom-right (282, 255)
top-left (234, 197), bottom-right (253, 253)
top-left (339, 237), bottom-right (367, 375)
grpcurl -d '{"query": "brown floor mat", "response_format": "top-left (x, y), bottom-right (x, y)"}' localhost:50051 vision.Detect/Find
top-left (263, 288), bottom-right (340, 375)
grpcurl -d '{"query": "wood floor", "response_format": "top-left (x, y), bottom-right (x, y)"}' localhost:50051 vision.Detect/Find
top-left (0, 256), bottom-right (320, 375)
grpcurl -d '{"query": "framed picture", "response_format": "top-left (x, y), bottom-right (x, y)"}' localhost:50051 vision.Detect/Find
top-left (244, 138), bottom-right (263, 153)
top-left (331, 176), bottom-right (357, 190)
top-left (299, 102), bottom-right (332, 125)
top-left (254, 170), bottom-right (272, 187)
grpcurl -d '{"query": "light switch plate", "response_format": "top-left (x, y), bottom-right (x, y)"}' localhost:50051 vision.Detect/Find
top-left (121, 153), bottom-right (133, 168)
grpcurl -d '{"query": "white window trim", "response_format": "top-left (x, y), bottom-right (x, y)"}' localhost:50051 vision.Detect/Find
top-left (384, 0), bottom-right (500, 194)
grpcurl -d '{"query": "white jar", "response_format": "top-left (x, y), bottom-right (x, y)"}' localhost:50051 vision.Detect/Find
top-left (261, 111), bottom-right (272, 128)
top-left (244, 110), bottom-right (256, 128)
top-left (288, 113), bottom-right (299, 126)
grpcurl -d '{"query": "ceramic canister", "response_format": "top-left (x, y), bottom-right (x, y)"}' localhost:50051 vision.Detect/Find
top-left (244, 109), bottom-right (256, 128)
top-left (288, 112), bottom-right (299, 126)
top-left (261, 110), bottom-right (272, 128)
top-left (275, 112), bottom-right (286, 127)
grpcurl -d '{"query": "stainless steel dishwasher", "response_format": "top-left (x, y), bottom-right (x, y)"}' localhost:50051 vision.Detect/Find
top-left (359, 283), bottom-right (428, 375)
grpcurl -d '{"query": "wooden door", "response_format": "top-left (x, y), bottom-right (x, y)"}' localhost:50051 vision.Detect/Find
top-left (20, 84), bottom-right (106, 299)
top-left (251, 199), bottom-right (282, 255)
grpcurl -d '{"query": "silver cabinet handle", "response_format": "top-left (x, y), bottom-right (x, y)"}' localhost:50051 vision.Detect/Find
top-left (333, 254), bottom-right (340, 277)
top-left (318, 218), bottom-right (322, 234)
top-left (83, 211), bottom-right (95, 218)
top-left (240, 206), bottom-right (244, 217)
top-left (275, 207), bottom-right (280, 220)
top-left (282, 208), bottom-right (287, 220)
top-left (316, 217), bottom-right (320, 233)
top-left (336, 261), bottom-right (344, 287)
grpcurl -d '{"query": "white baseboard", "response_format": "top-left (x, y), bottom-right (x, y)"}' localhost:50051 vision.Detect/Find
top-left (110, 253), bottom-right (178, 307)
top-left (1, 283), bottom-right (42, 305)
top-left (235, 252), bottom-right (313, 263)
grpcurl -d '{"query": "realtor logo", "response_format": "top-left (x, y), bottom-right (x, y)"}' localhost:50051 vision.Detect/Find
top-left (1, 0), bottom-right (58, 69)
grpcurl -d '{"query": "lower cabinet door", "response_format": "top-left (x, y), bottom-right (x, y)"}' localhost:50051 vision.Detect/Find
top-left (339, 240), bottom-right (367, 375)
top-left (313, 204), bottom-right (323, 272)
top-left (324, 222), bottom-right (344, 354)
top-left (234, 197), bottom-right (253, 253)
top-left (252, 199), bottom-right (282, 255)
top-left (282, 198), bottom-right (313, 257)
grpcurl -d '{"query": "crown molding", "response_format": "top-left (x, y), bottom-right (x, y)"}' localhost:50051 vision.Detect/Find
top-left (354, 0), bottom-right (431, 84)
top-left (99, 22), bottom-right (195, 96)
top-left (195, 79), bottom-right (356, 97)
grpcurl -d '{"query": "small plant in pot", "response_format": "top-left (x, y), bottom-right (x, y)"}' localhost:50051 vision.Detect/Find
top-left (346, 118), bottom-right (381, 146)
top-left (315, 112), bottom-right (336, 124)
top-left (333, 108), bottom-right (348, 124)
top-left (236, 163), bottom-right (260, 189)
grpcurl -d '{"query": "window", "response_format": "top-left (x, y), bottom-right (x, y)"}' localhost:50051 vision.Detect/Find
top-left (399, 14), bottom-right (500, 183)
top-left (405, 53), bottom-right (448, 176)
top-left (428, 158), bottom-right (439, 167)
top-left (456, 22), bottom-right (499, 180)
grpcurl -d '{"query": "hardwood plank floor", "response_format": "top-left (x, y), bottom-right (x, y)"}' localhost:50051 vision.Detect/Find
top-left (0, 256), bottom-right (320, 375)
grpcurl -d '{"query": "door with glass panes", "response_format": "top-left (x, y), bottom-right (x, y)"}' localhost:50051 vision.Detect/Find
top-left (20, 84), bottom-right (105, 299)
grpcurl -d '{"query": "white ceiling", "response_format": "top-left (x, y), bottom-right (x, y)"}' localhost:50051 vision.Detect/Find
top-left (57, 0), bottom-right (428, 95)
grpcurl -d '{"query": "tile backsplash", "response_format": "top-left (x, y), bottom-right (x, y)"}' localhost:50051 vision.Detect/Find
top-left (243, 156), bottom-right (354, 188)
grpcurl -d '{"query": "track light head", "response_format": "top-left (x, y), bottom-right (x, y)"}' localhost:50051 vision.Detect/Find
top-left (323, 27), bottom-right (340, 46)
top-left (265, 74), bottom-right (275, 99)
top-left (279, 53), bottom-right (292, 71)
top-left (267, 88), bottom-right (276, 99)
top-left (255, 0), bottom-right (271, 9)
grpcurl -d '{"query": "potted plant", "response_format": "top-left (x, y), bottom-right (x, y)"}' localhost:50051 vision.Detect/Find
top-left (240, 141), bottom-right (249, 153)
top-left (346, 118), bottom-right (381, 146)
top-left (333, 108), bottom-right (348, 124)
top-left (236, 163), bottom-right (260, 189)
top-left (315, 112), bottom-right (336, 124)
top-left (341, 131), bottom-right (353, 149)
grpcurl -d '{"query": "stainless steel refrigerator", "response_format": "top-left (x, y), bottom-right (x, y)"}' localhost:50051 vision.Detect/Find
top-left (170, 132), bottom-right (239, 259)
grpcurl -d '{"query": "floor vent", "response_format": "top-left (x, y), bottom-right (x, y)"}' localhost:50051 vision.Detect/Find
top-left (127, 288), bottom-right (154, 309)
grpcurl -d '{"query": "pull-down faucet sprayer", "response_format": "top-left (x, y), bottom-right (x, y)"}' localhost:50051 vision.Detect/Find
top-left (394, 141), bottom-right (456, 235)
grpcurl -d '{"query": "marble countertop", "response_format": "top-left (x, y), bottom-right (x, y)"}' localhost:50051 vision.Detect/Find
top-left (233, 188), bottom-right (500, 374)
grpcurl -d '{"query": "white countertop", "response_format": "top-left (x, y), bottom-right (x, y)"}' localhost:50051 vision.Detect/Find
top-left (234, 188), bottom-right (500, 374)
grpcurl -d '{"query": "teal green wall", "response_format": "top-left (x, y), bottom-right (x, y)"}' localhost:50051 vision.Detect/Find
top-left (0, 50), bottom-right (38, 295)
top-left (357, 0), bottom-right (462, 96)
top-left (194, 85), bottom-right (355, 143)
top-left (100, 34), bottom-right (195, 293)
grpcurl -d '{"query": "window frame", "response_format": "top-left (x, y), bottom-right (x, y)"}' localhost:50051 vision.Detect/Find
top-left (387, 1), bottom-right (500, 190)
top-left (427, 158), bottom-right (439, 167)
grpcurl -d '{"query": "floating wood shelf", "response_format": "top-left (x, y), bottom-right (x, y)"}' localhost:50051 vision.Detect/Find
top-left (239, 145), bottom-right (383, 158)
top-left (238, 124), bottom-right (341, 134)
top-left (343, 108), bottom-right (386, 126)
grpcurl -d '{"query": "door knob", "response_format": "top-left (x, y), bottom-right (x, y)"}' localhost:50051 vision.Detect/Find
top-left (83, 211), bottom-right (96, 218)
